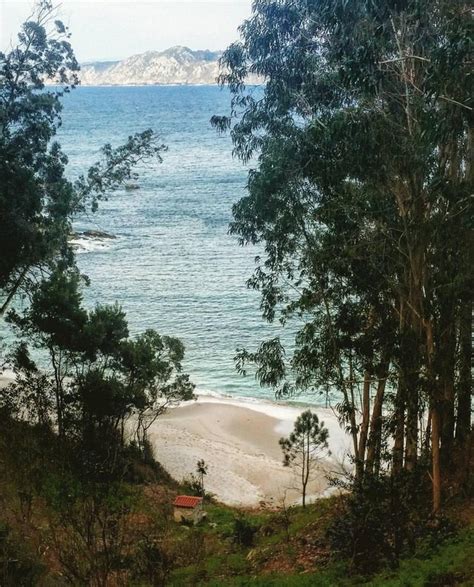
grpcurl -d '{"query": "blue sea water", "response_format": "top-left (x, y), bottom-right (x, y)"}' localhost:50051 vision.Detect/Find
top-left (57, 85), bottom-right (292, 401)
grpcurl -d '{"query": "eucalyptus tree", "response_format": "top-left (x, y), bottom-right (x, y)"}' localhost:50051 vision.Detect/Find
top-left (214, 0), bottom-right (472, 512)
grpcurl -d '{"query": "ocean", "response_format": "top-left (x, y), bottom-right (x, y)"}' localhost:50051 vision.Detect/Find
top-left (57, 86), bottom-right (308, 403)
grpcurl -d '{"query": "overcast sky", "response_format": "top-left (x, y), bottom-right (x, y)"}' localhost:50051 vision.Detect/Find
top-left (0, 0), bottom-right (253, 62)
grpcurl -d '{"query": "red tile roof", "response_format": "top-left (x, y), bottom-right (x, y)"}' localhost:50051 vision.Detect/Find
top-left (173, 495), bottom-right (203, 509)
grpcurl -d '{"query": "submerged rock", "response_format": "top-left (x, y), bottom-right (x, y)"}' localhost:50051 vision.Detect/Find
top-left (124, 182), bottom-right (140, 190)
top-left (71, 230), bottom-right (117, 240)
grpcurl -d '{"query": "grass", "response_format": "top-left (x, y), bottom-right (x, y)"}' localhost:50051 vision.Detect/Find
top-left (213, 526), bottom-right (474, 587)
top-left (166, 499), bottom-right (474, 587)
top-left (367, 526), bottom-right (474, 587)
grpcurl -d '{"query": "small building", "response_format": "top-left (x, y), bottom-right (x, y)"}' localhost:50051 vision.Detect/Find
top-left (173, 495), bottom-right (204, 524)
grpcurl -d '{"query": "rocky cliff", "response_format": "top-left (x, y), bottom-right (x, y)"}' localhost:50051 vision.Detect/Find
top-left (79, 46), bottom-right (258, 86)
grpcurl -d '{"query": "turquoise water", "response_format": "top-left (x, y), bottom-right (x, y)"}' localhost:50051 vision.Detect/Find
top-left (58, 85), bottom-right (289, 401)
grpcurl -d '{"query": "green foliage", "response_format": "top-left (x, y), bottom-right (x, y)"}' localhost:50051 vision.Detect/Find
top-left (204, 504), bottom-right (240, 535)
top-left (279, 410), bottom-right (329, 507)
top-left (168, 523), bottom-right (474, 586)
top-left (45, 481), bottom-right (138, 585)
top-left (280, 411), bottom-right (329, 465)
top-left (0, 1), bottom-right (165, 319)
top-left (0, 1), bottom-right (77, 292)
top-left (216, 0), bottom-right (473, 517)
top-left (1, 413), bottom-right (472, 587)
top-left (75, 128), bottom-right (166, 213)
top-left (131, 534), bottom-right (176, 586)
top-left (181, 475), bottom-right (205, 498)
top-left (126, 439), bottom-right (176, 485)
top-left (327, 469), bottom-right (457, 575)
top-left (0, 523), bottom-right (45, 586)
top-left (197, 459), bottom-right (208, 480)
top-left (0, 7), bottom-right (195, 581)
top-left (368, 527), bottom-right (474, 587)
top-left (232, 516), bottom-right (259, 548)
top-left (181, 477), bottom-right (214, 502)
top-left (1, 267), bottom-right (194, 484)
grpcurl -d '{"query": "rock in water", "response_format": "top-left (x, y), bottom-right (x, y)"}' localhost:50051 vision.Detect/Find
top-left (71, 230), bottom-right (116, 240)
top-left (124, 182), bottom-right (140, 190)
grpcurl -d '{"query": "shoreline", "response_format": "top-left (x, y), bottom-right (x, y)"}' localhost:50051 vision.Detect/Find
top-left (0, 371), bottom-right (351, 507)
top-left (46, 83), bottom-right (265, 88)
top-left (149, 394), bottom-right (352, 507)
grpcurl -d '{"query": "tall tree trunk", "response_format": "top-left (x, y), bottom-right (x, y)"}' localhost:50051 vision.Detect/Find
top-left (357, 370), bottom-right (371, 480)
top-left (50, 347), bottom-right (64, 437)
top-left (0, 266), bottom-right (28, 318)
top-left (404, 332), bottom-right (420, 473)
top-left (347, 352), bottom-right (361, 482)
top-left (366, 367), bottom-right (389, 476)
top-left (439, 299), bottom-right (456, 471)
top-left (405, 262), bottom-right (424, 472)
top-left (424, 409), bottom-right (432, 456)
top-left (431, 405), bottom-right (442, 514)
top-left (405, 384), bottom-right (419, 471)
top-left (456, 287), bottom-right (472, 448)
top-left (393, 299), bottom-right (406, 476)
top-left (393, 378), bottom-right (405, 475)
top-left (452, 117), bottom-right (473, 489)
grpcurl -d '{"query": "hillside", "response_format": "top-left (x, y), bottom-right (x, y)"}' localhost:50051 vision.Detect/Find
top-left (1, 416), bottom-right (473, 585)
top-left (79, 46), bottom-right (260, 86)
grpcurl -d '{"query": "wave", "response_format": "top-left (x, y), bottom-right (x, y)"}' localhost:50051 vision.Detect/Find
top-left (194, 385), bottom-right (329, 408)
top-left (193, 387), bottom-right (326, 417)
top-left (70, 237), bottom-right (116, 253)
top-left (190, 389), bottom-right (352, 458)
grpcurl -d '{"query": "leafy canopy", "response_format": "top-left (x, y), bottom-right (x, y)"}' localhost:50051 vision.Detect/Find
top-left (0, 1), bottom-right (165, 315)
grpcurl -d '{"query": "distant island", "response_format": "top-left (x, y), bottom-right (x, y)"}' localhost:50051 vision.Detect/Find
top-left (79, 45), bottom-right (261, 86)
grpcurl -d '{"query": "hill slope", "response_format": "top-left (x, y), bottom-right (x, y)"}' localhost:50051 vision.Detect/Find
top-left (79, 46), bottom-right (258, 86)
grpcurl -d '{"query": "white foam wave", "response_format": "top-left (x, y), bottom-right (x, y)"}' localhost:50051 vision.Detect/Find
top-left (70, 237), bottom-right (115, 253)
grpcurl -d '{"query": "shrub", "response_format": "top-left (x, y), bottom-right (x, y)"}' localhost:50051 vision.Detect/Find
top-left (181, 474), bottom-right (213, 501)
top-left (131, 536), bottom-right (175, 586)
top-left (327, 468), bottom-right (435, 574)
top-left (0, 524), bottom-right (45, 585)
top-left (232, 516), bottom-right (258, 548)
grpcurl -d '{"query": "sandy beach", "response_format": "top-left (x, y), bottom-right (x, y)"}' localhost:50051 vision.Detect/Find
top-left (1, 370), bottom-right (351, 507)
top-left (149, 395), bottom-right (352, 507)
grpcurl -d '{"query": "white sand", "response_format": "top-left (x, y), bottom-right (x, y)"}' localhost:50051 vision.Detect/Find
top-left (149, 395), bottom-right (352, 507)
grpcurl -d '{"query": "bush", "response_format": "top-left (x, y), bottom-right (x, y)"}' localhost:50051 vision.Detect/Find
top-left (327, 469), bottom-right (435, 574)
top-left (124, 440), bottom-right (175, 485)
top-left (0, 524), bottom-right (45, 586)
top-left (131, 536), bottom-right (175, 586)
top-left (44, 480), bottom-right (136, 585)
top-left (232, 516), bottom-right (258, 548)
top-left (173, 529), bottom-right (206, 566)
top-left (180, 475), bottom-right (213, 501)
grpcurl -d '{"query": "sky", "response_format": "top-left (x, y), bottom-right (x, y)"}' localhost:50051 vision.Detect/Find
top-left (0, 0), bottom-right (253, 62)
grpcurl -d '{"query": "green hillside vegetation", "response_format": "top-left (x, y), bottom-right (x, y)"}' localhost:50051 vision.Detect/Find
top-left (0, 418), bottom-right (472, 585)
top-left (0, 1), bottom-right (472, 585)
